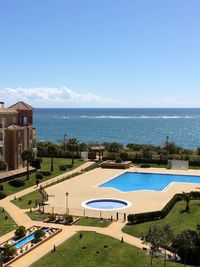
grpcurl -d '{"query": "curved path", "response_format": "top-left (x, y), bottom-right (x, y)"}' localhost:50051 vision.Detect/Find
top-left (0, 162), bottom-right (147, 267)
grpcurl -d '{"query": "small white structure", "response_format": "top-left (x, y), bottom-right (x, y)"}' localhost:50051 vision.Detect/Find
top-left (81, 151), bottom-right (88, 161)
top-left (168, 160), bottom-right (189, 170)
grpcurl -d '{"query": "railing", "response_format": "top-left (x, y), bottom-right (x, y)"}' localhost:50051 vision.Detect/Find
top-left (39, 205), bottom-right (127, 221)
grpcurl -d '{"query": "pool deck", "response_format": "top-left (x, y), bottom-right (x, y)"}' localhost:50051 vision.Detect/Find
top-left (45, 167), bottom-right (200, 216)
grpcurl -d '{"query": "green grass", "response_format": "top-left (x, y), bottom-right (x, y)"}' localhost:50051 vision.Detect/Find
top-left (0, 208), bottom-right (16, 236)
top-left (12, 190), bottom-right (42, 209)
top-left (31, 231), bottom-right (182, 267)
top-left (75, 217), bottom-right (111, 228)
top-left (123, 200), bottom-right (200, 239)
top-left (26, 211), bottom-right (49, 221)
top-left (2, 158), bottom-right (83, 196)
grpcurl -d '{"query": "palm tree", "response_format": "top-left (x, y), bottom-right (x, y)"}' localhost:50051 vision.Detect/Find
top-left (182, 192), bottom-right (191, 211)
top-left (21, 149), bottom-right (34, 180)
top-left (47, 144), bottom-right (57, 172)
top-left (66, 138), bottom-right (79, 165)
top-left (145, 225), bottom-right (164, 267)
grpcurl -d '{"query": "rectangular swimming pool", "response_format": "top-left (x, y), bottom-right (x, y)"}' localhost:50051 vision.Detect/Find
top-left (100, 172), bottom-right (200, 192)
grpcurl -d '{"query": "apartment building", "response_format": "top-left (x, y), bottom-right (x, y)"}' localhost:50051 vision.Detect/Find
top-left (0, 101), bottom-right (36, 170)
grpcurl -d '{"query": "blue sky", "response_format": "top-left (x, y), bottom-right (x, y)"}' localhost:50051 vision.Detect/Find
top-left (0, 0), bottom-right (200, 107)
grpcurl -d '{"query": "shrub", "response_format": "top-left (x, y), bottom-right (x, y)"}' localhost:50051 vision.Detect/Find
top-left (15, 226), bottom-right (26, 239)
top-left (115, 158), bottom-right (122, 163)
top-left (0, 160), bottom-right (7, 171)
top-left (9, 178), bottom-right (25, 187)
top-left (0, 190), bottom-right (7, 199)
top-left (64, 214), bottom-right (73, 224)
top-left (140, 164), bottom-right (150, 168)
top-left (48, 213), bottom-right (56, 221)
top-left (119, 152), bottom-right (129, 161)
top-left (39, 171), bottom-right (51, 176)
top-left (36, 172), bottom-right (43, 180)
top-left (59, 165), bottom-right (67, 171)
top-left (28, 200), bottom-right (32, 205)
top-left (32, 158), bottom-right (41, 169)
top-left (0, 184), bottom-right (3, 191)
top-left (34, 229), bottom-right (45, 241)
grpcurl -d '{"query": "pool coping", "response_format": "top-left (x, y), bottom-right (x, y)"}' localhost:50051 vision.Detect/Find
top-left (81, 198), bottom-right (132, 211)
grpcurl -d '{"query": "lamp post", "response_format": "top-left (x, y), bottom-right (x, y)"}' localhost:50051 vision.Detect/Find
top-left (65, 192), bottom-right (69, 215)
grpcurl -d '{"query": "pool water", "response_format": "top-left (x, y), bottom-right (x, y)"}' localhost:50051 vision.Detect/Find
top-left (82, 199), bottom-right (129, 210)
top-left (14, 227), bottom-right (48, 249)
top-left (100, 172), bottom-right (200, 192)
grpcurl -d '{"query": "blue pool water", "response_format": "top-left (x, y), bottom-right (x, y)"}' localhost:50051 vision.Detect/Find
top-left (85, 199), bottom-right (128, 210)
top-left (100, 172), bottom-right (200, 192)
top-left (14, 227), bottom-right (48, 249)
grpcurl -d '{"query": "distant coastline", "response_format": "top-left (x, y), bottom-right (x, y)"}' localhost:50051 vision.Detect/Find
top-left (33, 108), bottom-right (200, 149)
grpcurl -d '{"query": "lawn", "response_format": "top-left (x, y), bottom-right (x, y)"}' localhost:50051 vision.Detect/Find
top-left (26, 211), bottom-right (49, 221)
top-left (31, 231), bottom-right (182, 267)
top-left (2, 158), bottom-right (83, 196)
top-left (0, 208), bottom-right (16, 236)
top-left (123, 200), bottom-right (200, 238)
top-left (75, 217), bottom-right (111, 228)
top-left (12, 190), bottom-right (42, 209)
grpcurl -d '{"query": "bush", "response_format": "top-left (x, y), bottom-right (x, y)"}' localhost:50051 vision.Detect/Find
top-left (15, 226), bottom-right (26, 239)
top-left (0, 160), bottom-right (7, 171)
top-left (32, 158), bottom-right (41, 169)
top-left (34, 229), bottom-right (45, 241)
top-left (64, 214), bottom-right (73, 224)
top-left (140, 164), bottom-right (150, 168)
top-left (48, 213), bottom-right (56, 221)
top-left (0, 184), bottom-right (3, 191)
top-left (39, 171), bottom-right (51, 176)
top-left (36, 172), bottom-right (43, 180)
top-left (9, 178), bottom-right (25, 187)
top-left (59, 165), bottom-right (67, 171)
top-left (28, 200), bottom-right (32, 205)
top-left (115, 158), bottom-right (122, 163)
top-left (119, 152), bottom-right (129, 161)
top-left (0, 190), bottom-right (7, 199)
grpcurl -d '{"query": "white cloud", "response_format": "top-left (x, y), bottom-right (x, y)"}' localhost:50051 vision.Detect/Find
top-left (0, 86), bottom-right (116, 107)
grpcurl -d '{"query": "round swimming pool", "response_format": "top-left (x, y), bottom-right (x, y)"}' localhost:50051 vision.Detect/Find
top-left (81, 198), bottom-right (131, 210)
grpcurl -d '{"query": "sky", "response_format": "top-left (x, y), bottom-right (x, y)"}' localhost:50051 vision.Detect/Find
top-left (0, 0), bottom-right (200, 108)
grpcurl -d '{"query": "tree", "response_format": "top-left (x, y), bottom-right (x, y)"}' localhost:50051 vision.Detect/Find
top-left (145, 225), bottom-right (164, 267)
top-left (2, 244), bottom-right (16, 262)
top-left (47, 144), bottom-right (57, 172)
top-left (162, 224), bottom-right (174, 267)
top-left (21, 149), bottom-right (34, 180)
top-left (141, 145), bottom-right (153, 162)
top-left (66, 138), bottom-right (79, 165)
top-left (174, 230), bottom-right (198, 266)
top-left (182, 192), bottom-right (192, 211)
top-left (15, 225), bottom-right (26, 239)
top-left (34, 229), bottom-right (45, 241)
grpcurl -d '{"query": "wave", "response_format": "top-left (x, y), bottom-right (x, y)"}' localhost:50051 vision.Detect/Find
top-left (56, 115), bottom-right (198, 119)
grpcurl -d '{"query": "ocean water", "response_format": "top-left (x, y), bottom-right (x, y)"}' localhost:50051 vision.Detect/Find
top-left (33, 108), bottom-right (200, 149)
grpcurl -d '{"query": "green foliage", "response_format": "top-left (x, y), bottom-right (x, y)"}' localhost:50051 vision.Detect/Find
top-left (115, 157), bottom-right (122, 163)
top-left (182, 191), bottom-right (192, 211)
top-left (15, 225), bottom-right (26, 239)
top-left (2, 243), bottom-right (16, 261)
top-left (59, 165), bottom-right (67, 171)
top-left (32, 158), bottom-right (41, 169)
top-left (119, 151), bottom-right (129, 161)
top-left (0, 184), bottom-right (4, 191)
top-left (36, 172), bottom-right (43, 180)
top-left (9, 178), bottom-right (25, 187)
top-left (0, 190), bottom-right (7, 199)
top-left (173, 229), bottom-right (200, 266)
top-left (48, 213), bottom-right (56, 221)
top-left (34, 229), bottom-right (45, 241)
top-left (64, 214), bottom-right (73, 224)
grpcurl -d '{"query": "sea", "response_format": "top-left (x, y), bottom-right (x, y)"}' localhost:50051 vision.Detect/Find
top-left (33, 108), bottom-right (200, 149)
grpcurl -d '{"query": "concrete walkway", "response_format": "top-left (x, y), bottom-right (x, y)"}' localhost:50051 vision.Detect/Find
top-left (0, 161), bottom-right (148, 267)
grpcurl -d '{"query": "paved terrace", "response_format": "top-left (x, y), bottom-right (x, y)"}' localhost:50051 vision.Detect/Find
top-left (0, 164), bottom-right (200, 266)
top-left (0, 162), bottom-right (149, 267)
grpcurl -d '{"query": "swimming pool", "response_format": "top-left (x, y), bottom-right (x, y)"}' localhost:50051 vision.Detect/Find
top-left (100, 172), bottom-right (200, 192)
top-left (82, 198), bottom-right (131, 210)
top-left (14, 227), bottom-right (48, 249)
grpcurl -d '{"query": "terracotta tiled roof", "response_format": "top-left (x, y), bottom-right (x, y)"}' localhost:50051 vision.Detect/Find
top-left (9, 101), bottom-right (33, 110)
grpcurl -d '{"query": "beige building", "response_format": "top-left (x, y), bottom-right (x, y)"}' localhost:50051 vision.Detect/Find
top-left (0, 101), bottom-right (36, 170)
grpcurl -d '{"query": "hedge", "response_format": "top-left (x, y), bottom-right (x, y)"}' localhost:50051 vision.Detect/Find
top-left (9, 178), bottom-right (25, 187)
top-left (0, 190), bottom-right (7, 199)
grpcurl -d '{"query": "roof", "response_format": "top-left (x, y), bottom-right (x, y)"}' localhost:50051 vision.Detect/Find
top-left (90, 145), bottom-right (105, 151)
top-left (9, 101), bottom-right (33, 110)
